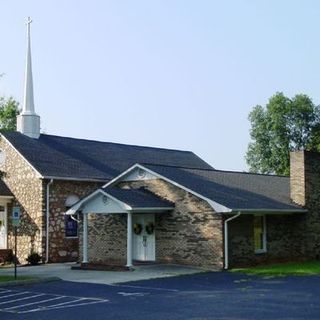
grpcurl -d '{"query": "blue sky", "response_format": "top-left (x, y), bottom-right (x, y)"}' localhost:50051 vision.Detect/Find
top-left (1, 0), bottom-right (319, 171)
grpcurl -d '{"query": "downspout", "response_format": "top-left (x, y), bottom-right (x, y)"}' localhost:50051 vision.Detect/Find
top-left (224, 212), bottom-right (241, 270)
top-left (45, 179), bottom-right (53, 263)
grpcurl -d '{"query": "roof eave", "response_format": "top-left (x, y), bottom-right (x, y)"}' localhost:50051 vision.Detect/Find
top-left (223, 208), bottom-right (307, 214)
top-left (43, 175), bottom-right (110, 183)
top-left (130, 206), bottom-right (174, 212)
top-left (0, 195), bottom-right (14, 199)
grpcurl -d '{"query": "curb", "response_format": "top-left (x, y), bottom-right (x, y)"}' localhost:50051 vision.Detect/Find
top-left (0, 276), bottom-right (61, 287)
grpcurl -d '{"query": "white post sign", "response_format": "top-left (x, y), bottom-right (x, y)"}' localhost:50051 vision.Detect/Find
top-left (12, 207), bottom-right (21, 227)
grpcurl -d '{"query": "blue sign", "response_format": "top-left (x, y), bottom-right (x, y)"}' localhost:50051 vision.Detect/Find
top-left (12, 207), bottom-right (21, 226)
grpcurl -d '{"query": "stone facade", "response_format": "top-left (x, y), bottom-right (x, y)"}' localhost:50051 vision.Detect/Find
top-left (82, 178), bottom-right (224, 268)
top-left (0, 136), bottom-right (46, 264)
top-left (48, 180), bottom-right (102, 262)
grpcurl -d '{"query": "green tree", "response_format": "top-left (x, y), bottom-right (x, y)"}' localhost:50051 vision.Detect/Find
top-left (0, 96), bottom-right (20, 131)
top-left (246, 92), bottom-right (320, 175)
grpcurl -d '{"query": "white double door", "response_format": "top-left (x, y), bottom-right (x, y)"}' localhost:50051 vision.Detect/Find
top-left (0, 204), bottom-right (7, 249)
top-left (133, 214), bottom-right (155, 261)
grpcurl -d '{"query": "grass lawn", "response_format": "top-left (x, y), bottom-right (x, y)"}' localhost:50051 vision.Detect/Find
top-left (0, 275), bottom-right (36, 282)
top-left (231, 260), bottom-right (320, 276)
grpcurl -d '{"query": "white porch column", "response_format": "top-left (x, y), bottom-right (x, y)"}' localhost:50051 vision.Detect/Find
top-left (82, 212), bottom-right (88, 263)
top-left (126, 211), bottom-right (133, 268)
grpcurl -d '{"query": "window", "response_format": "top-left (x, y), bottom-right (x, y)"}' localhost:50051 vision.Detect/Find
top-left (254, 215), bottom-right (266, 253)
top-left (65, 195), bottom-right (80, 238)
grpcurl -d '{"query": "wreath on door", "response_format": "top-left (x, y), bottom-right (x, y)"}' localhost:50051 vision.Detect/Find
top-left (145, 222), bottom-right (155, 235)
top-left (133, 223), bottom-right (142, 235)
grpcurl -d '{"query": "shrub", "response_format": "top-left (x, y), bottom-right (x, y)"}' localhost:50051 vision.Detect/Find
top-left (26, 252), bottom-right (42, 265)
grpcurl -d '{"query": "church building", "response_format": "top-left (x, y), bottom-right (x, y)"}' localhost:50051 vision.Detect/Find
top-left (1, 19), bottom-right (319, 269)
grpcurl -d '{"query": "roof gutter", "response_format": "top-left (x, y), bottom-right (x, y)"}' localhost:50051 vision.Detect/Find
top-left (224, 212), bottom-right (241, 270)
top-left (224, 208), bottom-right (307, 214)
top-left (43, 176), bottom-right (110, 183)
top-left (130, 207), bottom-right (175, 212)
top-left (45, 179), bottom-right (53, 263)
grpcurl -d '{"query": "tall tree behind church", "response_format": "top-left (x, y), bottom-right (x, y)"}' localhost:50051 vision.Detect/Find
top-left (246, 92), bottom-right (320, 175)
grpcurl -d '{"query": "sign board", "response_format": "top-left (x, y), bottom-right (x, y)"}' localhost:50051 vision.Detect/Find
top-left (12, 207), bottom-right (21, 227)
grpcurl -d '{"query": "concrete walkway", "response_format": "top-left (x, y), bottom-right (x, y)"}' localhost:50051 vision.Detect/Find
top-left (0, 263), bottom-right (210, 284)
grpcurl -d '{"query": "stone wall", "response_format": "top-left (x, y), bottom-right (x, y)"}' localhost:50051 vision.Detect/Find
top-left (228, 214), bottom-right (305, 267)
top-left (48, 180), bottom-right (102, 262)
top-left (0, 136), bottom-right (45, 264)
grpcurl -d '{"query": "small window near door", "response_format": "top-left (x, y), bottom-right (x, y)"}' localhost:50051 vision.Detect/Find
top-left (254, 215), bottom-right (266, 253)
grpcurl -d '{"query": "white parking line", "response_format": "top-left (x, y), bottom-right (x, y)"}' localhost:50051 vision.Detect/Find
top-left (20, 299), bottom-right (109, 313)
top-left (0, 293), bottom-right (44, 305)
top-left (5, 296), bottom-right (65, 310)
top-left (0, 291), bottom-right (29, 299)
top-left (118, 292), bottom-right (147, 296)
top-left (0, 289), bottom-right (110, 314)
top-left (0, 290), bottom-right (11, 294)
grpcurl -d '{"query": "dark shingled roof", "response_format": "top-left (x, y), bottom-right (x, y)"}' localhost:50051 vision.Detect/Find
top-left (103, 187), bottom-right (174, 208)
top-left (0, 180), bottom-right (13, 197)
top-left (144, 164), bottom-right (303, 211)
top-left (1, 132), bottom-right (213, 181)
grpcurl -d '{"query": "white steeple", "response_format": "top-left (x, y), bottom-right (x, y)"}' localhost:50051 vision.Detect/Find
top-left (17, 17), bottom-right (40, 139)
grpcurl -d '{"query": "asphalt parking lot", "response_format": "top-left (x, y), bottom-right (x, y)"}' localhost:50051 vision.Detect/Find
top-left (1, 272), bottom-right (320, 320)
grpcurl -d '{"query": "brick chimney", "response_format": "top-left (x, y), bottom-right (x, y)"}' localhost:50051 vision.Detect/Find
top-left (290, 150), bottom-right (320, 207)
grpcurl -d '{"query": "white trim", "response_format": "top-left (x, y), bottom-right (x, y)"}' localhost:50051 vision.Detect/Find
top-left (82, 212), bottom-right (88, 263)
top-left (1, 134), bottom-right (43, 179)
top-left (43, 176), bottom-right (109, 183)
top-left (45, 179), bottom-right (53, 263)
top-left (126, 211), bottom-right (133, 267)
top-left (228, 208), bottom-right (306, 214)
top-left (254, 214), bottom-right (267, 254)
top-left (0, 201), bottom-right (8, 249)
top-left (0, 196), bottom-right (14, 200)
top-left (130, 207), bottom-right (174, 212)
top-left (66, 189), bottom-right (132, 215)
top-left (103, 164), bottom-right (232, 213)
top-left (224, 212), bottom-right (241, 270)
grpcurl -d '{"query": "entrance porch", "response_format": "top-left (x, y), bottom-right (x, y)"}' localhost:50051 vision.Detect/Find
top-left (66, 187), bottom-right (174, 268)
